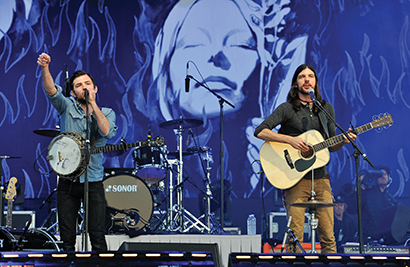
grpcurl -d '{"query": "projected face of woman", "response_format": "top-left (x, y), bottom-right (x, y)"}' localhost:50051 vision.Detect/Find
top-left (169, 0), bottom-right (258, 119)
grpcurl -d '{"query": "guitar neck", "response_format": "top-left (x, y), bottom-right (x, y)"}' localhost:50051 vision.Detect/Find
top-left (6, 200), bottom-right (13, 227)
top-left (313, 122), bottom-right (373, 152)
top-left (91, 141), bottom-right (144, 155)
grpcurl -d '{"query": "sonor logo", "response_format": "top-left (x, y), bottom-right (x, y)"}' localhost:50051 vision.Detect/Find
top-left (105, 184), bottom-right (138, 193)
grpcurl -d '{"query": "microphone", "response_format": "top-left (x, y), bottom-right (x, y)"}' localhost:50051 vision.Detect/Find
top-left (84, 89), bottom-right (89, 101)
top-left (307, 88), bottom-right (316, 102)
top-left (148, 124), bottom-right (152, 139)
top-left (65, 64), bottom-right (70, 97)
top-left (186, 128), bottom-right (192, 145)
top-left (185, 62), bottom-right (190, 92)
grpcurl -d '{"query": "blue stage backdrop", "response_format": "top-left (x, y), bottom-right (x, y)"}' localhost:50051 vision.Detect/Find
top-left (0, 0), bottom-right (409, 217)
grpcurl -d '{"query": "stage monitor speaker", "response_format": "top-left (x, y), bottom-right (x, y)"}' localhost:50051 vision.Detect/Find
top-left (376, 204), bottom-right (410, 244)
top-left (118, 242), bottom-right (221, 267)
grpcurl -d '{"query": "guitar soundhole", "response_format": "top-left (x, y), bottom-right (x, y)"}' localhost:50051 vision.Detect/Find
top-left (301, 146), bottom-right (314, 159)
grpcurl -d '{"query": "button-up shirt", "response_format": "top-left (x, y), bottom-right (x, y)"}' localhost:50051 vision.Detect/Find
top-left (47, 85), bottom-right (117, 182)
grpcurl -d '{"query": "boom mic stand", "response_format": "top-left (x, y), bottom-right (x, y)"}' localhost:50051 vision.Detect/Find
top-left (310, 92), bottom-right (374, 254)
top-left (186, 74), bottom-right (235, 231)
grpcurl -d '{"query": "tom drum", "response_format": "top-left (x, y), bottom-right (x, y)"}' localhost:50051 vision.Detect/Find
top-left (133, 146), bottom-right (167, 184)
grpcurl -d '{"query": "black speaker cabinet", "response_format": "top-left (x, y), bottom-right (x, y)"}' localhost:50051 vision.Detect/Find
top-left (376, 204), bottom-right (410, 244)
top-left (3, 211), bottom-right (35, 229)
top-left (118, 242), bottom-right (221, 267)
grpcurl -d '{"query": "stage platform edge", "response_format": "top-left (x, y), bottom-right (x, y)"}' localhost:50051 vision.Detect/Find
top-left (74, 233), bottom-right (261, 267)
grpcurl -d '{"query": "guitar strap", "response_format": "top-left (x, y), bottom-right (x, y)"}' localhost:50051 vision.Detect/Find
top-left (318, 111), bottom-right (330, 139)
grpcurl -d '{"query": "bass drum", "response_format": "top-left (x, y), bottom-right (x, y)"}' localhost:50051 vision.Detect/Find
top-left (0, 228), bottom-right (61, 251)
top-left (103, 174), bottom-right (154, 233)
top-left (0, 228), bottom-right (16, 251)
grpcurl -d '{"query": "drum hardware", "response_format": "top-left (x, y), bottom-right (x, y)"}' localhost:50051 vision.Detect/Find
top-left (47, 132), bottom-right (165, 180)
top-left (159, 118), bottom-right (216, 233)
top-left (290, 167), bottom-right (336, 254)
top-left (167, 151), bottom-right (195, 157)
top-left (291, 200), bottom-right (335, 253)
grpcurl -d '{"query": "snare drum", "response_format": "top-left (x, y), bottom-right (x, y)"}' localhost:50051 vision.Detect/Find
top-left (103, 174), bottom-right (153, 232)
top-left (133, 146), bottom-right (167, 183)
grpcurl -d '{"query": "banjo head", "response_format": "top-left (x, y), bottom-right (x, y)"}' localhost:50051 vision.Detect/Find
top-left (47, 132), bottom-right (87, 180)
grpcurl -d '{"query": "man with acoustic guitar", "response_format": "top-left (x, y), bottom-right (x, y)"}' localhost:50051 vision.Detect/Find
top-left (37, 53), bottom-right (118, 252)
top-left (254, 64), bottom-right (356, 253)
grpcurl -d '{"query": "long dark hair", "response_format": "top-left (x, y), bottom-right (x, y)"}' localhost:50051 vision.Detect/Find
top-left (287, 64), bottom-right (326, 113)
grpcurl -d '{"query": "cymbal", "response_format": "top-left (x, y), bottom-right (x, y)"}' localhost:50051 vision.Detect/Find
top-left (167, 151), bottom-right (195, 157)
top-left (33, 128), bottom-right (60, 137)
top-left (159, 118), bottom-right (203, 129)
top-left (291, 200), bottom-right (335, 210)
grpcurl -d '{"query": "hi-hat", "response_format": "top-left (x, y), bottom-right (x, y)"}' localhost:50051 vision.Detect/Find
top-left (291, 199), bottom-right (335, 210)
top-left (33, 128), bottom-right (60, 137)
top-left (159, 118), bottom-right (203, 129)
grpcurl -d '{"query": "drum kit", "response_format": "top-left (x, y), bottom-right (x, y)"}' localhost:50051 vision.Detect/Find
top-left (34, 117), bottom-right (220, 236)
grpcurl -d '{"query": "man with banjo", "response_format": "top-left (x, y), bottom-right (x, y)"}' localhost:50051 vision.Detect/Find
top-left (37, 53), bottom-right (117, 252)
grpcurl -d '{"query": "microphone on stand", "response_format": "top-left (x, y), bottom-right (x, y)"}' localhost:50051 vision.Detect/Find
top-left (186, 128), bottom-right (192, 145)
top-left (185, 62), bottom-right (190, 92)
top-left (65, 64), bottom-right (70, 97)
top-left (148, 124), bottom-right (152, 140)
top-left (307, 88), bottom-right (316, 102)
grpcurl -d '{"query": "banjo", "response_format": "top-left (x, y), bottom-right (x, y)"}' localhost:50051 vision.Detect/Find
top-left (47, 131), bottom-right (165, 180)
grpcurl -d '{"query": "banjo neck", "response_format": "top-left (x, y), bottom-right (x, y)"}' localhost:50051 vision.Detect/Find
top-left (91, 136), bottom-right (165, 155)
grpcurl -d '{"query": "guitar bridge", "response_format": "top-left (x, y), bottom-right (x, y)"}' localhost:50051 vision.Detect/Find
top-left (284, 150), bottom-right (295, 169)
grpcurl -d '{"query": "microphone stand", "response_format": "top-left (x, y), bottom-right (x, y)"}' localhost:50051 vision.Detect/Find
top-left (82, 89), bottom-right (91, 251)
top-left (187, 75), bottom-right (235, 232)
top-left (311, 96), bottom-right (374, 254)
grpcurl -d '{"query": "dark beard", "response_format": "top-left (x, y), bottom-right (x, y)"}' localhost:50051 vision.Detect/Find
top-left (76, 97), bottom-right (87, 104)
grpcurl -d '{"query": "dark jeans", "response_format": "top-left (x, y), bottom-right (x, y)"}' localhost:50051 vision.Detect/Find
top-left (57, 179), bottom-right (107, 252)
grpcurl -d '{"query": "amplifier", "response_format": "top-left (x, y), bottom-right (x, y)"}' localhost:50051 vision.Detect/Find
top-left (3, 211), bottom-right (35, 229)
top-left (343, 244), bottom-right (410, 254)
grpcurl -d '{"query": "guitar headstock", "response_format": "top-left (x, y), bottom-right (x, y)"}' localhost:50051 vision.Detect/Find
top-left (5, 177), bottom-right (17, 201)
top-left (152, 136), bottom-right (165, 147)
top-left (371, 113), bottom-right (394, 131)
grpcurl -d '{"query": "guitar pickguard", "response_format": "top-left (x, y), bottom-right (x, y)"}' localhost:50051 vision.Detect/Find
top-left (294, 155), bottom-right (316, 172)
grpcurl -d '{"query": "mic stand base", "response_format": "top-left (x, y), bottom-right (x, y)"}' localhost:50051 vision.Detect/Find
top-left (285, 228), bottom-right (305, 253)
